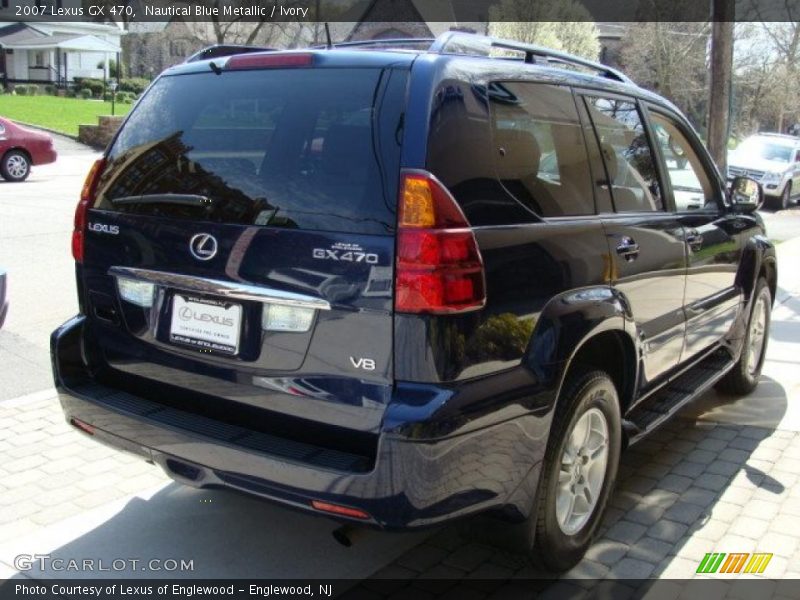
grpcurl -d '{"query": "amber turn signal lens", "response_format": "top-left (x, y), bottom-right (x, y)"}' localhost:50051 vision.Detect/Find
top-left (399, 175), bottom-right (436, 228)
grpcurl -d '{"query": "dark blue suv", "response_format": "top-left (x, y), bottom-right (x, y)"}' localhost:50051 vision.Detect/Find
top-left (51, 33), bottom-right (776, 570)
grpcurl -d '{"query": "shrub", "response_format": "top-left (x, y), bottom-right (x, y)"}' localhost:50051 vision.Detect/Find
top-left (73, 77), bottom-right (104, 98)
top-left (43, 85), bottom-right (55, 95)
top-left (78, 87), bottom-right (93, 99)
top-left (118, 78), bottom-right (149, 95)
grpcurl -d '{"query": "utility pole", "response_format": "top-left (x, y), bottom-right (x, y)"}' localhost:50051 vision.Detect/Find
top-left (707, 0), bottom-right (734, 174)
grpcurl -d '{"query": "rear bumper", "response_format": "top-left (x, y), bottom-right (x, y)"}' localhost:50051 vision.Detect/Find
top-left (51, 316), bottom-right (546, 530)
top-left (33, 146), bottom-right (57, 166)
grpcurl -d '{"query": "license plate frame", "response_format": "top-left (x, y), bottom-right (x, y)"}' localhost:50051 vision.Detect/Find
top-left (169, 294), bottom-right (242, 356)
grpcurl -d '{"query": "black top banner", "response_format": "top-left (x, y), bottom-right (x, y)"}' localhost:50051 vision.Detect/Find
top-left (2, 0), bottom-right (798, 24)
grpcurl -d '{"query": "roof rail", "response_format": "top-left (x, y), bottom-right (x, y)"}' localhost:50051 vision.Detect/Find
top-left (185, 45), bottom-right (275, 63)
top-left (430, 32), bottom-right (633, 85)
top-left (318, 38), bottom-right (435, 51)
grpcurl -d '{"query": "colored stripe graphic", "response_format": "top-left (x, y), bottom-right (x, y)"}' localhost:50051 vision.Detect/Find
top-left (696, 552), bottom-right (773, 575)
top-left (697, 553), bottom-right (726, 573)
top-left (743, 553), bottom-right (773, 574)
top-left (720, 553), bottom-right (749, 573)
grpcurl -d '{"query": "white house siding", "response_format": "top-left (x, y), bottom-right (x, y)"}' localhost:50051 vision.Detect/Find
top-left (8, 49), bottom-right (27, 80)
top-left (65, 50), bottom-right (106, 80)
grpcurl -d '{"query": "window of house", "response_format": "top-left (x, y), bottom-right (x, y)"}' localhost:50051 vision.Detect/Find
top-left (584, 96), bottom-right (663, 212)
top-left (489, 82), bottom-right (595, 217)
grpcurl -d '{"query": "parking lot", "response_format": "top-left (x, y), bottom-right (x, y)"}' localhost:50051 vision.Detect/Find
top-left (3, 133), bottom-right (800, 594)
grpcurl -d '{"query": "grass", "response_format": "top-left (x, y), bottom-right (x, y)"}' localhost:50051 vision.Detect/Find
top-left (0, 95), bottom-right (132, 136)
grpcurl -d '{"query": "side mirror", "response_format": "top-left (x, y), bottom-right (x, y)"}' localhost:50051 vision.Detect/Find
top-left (729, 176), bottom-right (762, 213)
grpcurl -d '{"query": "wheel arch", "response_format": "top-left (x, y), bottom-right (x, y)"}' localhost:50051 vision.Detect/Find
top-left (526, 286), bottom-right (640, 416)
top-left (3, 147), bottom-right (32, 163)
top-left (736, 234), bottom-right (777, 306)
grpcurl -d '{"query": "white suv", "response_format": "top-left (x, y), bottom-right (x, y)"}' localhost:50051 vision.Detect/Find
top-left (728, 133), bottom-right (800, 209)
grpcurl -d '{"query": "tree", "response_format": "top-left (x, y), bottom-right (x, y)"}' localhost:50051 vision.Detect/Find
top-left (729, 19), bottom-right (800, 136)
top-left (619, 22), bottom-right (710, 129)
top-left (488, 0), bottom-right (600, 60)
top-left (707, 0), bottom-right (734, 172)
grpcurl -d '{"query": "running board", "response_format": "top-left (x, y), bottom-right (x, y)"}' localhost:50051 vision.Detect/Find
top-left (623, 350), bottom-right (735, 446)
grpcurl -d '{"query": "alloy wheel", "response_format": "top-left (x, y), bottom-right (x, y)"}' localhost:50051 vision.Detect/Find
top-left (556, 407), bottom-right (609, 535)
top-left (5, 154), bottom-right (28, 179)
top-left (747, 292), bottom-right (769, 377)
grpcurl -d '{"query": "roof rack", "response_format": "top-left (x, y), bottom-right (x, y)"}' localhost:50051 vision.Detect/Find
top-left (184, 33), bottom-right (632, 86)
top-left (313, 38), bottom-right (436, 51)
top-left (429, 32), bottom-right (633, 85)
top-left (185, 44), bottom-right (275, 63)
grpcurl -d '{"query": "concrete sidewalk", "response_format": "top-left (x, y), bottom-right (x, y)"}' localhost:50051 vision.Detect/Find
top-left (0, 238), bottom-right (799, 591)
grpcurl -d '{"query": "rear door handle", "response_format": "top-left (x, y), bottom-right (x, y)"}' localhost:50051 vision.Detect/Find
top-left (616, 237), bottom-right (640, 261)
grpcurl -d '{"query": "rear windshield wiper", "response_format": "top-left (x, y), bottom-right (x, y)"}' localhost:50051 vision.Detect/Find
top-left (111, 194), bottom-right (213, 207)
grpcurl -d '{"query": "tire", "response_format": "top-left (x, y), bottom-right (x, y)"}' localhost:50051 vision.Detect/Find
top-left (771, 182), bottom-right (791, 210)
top-left (1, 150), bottom-right (30, 182)
top-left (527, 369), bottom-right (622, 572)
top-left (717, 278), bottom-right (771, 396)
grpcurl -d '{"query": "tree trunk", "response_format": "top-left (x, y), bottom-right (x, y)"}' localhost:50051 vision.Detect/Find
top-left (708, 0), bottom-right (734, 173)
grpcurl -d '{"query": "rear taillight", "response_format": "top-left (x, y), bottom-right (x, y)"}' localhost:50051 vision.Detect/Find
top-left (72, 158), bottom-right (105, 263)
top-left (395, 170), bottom-right (486, 314)
top-left (226, 52), bottom-right (313, 70)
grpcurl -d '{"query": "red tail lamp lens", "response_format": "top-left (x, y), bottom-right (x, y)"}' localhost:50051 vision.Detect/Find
top-left (395, 171), bottom-right (486, 314)
top-left (72, 158), bottom-right (105, 263)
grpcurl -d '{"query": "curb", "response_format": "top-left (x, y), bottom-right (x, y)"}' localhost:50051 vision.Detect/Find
top-left (10, 120), bottom-right (82, 144)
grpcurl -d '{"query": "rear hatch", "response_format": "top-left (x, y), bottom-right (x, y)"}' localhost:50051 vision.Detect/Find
top-left (77, 53), bottom-right (409, 452)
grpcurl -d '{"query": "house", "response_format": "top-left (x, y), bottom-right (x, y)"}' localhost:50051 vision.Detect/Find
top-left (0, 20), bottom-right (123, 89)
top-left (596, 22), bottom-right (627, 68)
top-left (336, 0), bottom-right (487, 42)
top-left (123, 19), bottom-right (195, 80)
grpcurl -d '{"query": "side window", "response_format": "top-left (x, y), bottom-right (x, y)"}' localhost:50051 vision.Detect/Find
top-left (490, 83), bottom-right (595, 217)
top-left (649, 112), bottom-right (717, 212)
top-left (584, 96), bottom-right (663, 212)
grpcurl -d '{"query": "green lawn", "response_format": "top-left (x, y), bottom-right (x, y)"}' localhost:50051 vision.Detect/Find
top-left (0, 95), bottom-right (132, 136)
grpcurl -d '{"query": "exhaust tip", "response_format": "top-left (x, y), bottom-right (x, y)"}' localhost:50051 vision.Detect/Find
top-left (332, 526), bottom-right (354, 548)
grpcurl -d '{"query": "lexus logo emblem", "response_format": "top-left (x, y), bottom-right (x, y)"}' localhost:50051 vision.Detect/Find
top-left (189, 233), bottom-right (218, 261)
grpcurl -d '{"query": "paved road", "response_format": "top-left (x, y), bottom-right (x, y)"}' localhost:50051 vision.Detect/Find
top-left (3, 135), bottom-right (800, 590)
top-left (0, 134), bottom-right (94, 400)
top-left (761, 205), bottom-right (800, 243)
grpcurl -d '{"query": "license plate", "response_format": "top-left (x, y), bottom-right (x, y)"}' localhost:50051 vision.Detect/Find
top-left (169, 295), bottom-right (242, 355)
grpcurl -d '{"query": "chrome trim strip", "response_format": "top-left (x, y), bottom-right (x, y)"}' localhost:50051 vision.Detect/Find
top-left (109, 267), bottom-right (331, 310)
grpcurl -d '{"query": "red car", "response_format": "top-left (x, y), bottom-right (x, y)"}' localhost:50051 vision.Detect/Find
top-left (0, 117), bottom-right (57, 181)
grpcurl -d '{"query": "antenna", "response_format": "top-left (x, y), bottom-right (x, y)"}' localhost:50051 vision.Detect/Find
top-left (324, 22), bottom-right (332, 49)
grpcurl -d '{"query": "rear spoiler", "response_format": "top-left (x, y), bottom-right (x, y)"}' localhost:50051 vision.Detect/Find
top-left (185, 45), bottom-right (276, 63)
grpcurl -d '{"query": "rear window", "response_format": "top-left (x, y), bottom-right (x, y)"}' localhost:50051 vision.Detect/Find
top-left (95, 67), bottom-right (407, 235)
top-left (489, 82), bottom-right (596, 217)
